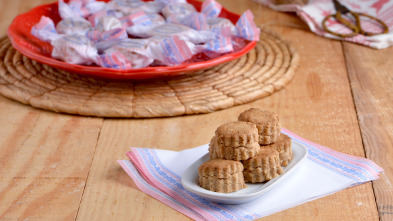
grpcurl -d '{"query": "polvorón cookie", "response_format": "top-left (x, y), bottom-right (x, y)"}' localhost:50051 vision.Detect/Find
top-left (242, 147), bottom-right (283, 183)
top-left (215, 121), bottom-right (260, 160)
top-left (266, 133), bottom-right (293, 166)
top-left (198, 159), bottom-right (246, 193)
top-left (238, 108), bottom-right (281, 145)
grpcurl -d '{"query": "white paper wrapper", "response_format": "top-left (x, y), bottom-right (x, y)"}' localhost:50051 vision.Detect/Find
top-left (56, 18), bottom-right (92, 35)
top-left (105, 38), bottom-right (154, 68)
top-left (51, 34), bottom-right (98, 65)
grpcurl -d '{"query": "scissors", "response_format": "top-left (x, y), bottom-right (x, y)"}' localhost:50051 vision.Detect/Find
top-left (322, 0), bottom-right (389, 38)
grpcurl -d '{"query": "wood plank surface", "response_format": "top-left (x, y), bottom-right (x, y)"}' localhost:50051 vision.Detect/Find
top-left (0, 0), bottom-right (391, 220)
top-left (343, 42), bottom-right (393, 221)
top-left (0, 96), bottom-right (103, 220)
top-left (0, 4), bottom-right (105, 218)
top-left (76, 1), bottom-right (378, 220)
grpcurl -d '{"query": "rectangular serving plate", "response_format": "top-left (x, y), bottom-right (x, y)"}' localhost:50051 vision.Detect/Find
top-left (181, 139), bottom-right (308, 204)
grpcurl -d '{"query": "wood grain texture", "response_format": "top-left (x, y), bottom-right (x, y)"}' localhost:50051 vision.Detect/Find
top-left (75, 1), bottom-right (379, 220)
top-left (343, 42), bottom-right (393, 221)
top-left (0, 0), bottom-right (104, 210)
top-left (0, 95), bottom-right (103, 220)
top-left (75, 119), bottom-right (192, 221)
top-left (0, 0), bottom-right (388, 220)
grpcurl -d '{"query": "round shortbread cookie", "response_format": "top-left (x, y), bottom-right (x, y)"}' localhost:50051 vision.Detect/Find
top-left (215, 121), bottom-right (260, 160)
top-left (242, 147), bottom-right (283, 183)
top-left (238, 108), bottom-right (281, 145)
top-left (208, 136), bottom-right (219, 160)
top-left (265, 133), bottom-right (292, 166)
top-left (198, 159), bottom-right (246, 193)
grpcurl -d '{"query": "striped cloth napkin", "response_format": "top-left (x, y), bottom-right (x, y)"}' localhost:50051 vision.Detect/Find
top-left (118, 129), bottom-right (382, 220)
top-left (255, 0), bottom-right (393, 49)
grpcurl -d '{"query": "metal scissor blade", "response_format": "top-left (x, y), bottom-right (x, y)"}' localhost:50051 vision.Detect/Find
top-left (333, 0), bottom-right (350, 14)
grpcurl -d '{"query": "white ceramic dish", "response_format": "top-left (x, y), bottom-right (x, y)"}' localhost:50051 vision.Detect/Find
top-left (181, 139), bottom-right (308, 204)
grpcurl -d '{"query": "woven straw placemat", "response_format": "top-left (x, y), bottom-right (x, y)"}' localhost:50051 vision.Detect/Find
top-left (0, 29), bottom-right (299, 118)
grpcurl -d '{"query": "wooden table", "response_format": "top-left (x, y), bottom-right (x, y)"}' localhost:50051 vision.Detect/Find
top-left (1, 0), bottom-right (392, 220)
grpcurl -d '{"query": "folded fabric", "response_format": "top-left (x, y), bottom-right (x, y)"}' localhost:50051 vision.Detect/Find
top-left (118, 129), bottom-right (382, 220)
top-left (255, 0), bottom-right (393, 49)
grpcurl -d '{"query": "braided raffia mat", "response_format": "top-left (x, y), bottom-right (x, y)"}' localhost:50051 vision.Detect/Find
top-left (0, 29), bottom-right (299, 118)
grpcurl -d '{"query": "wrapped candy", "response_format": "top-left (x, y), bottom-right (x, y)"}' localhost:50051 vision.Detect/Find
top-left (144, 1), bottom-right (166, 14)
top-left (106, 0), bottom-right (144, 14)
top-left (94, 27), bottom-right (128, 51)
top-left (83, 1), bottom-right (107, 15)
top-left (207, 17), bottom-right (236, 34)
top-left (31, 0), bottom-right (260, 70)
top-left (68, 0), bottom-right (107, 16)
top-left (126, 13), bottom-right (165, 37)
top-left (56, 17), bottom-right (92, 35)
top-left (86, 30), bottom-right (102, 43)
top-left (95, 16), bottom-right (123, 32)
top-left (120, 10), bottom-right (152, 28)
top-left (195, 36), bottom-right (233, 54)
top-left (88, 10), bottom-right (124, 27)
top-left (155, 0), bottom-right (187, 4)
top-left (51, 34), bottom-right (98, 65)
top-left (235, 10), bottom-right (260, 41)
top-left (149, 34), bottom-right (233, 65)
top-left (166, 12), bottom-right (208, 31)
top-left (31, 16), bottom-right (60, 43)
top-left (161, 2), bottom-right (196, 18)
top-left (58, 0), bottom-right (106, 20)
top-left (146, 13), bottom-right (166, 24)
top-left (148, 36), bottom-right (193, 65)
top-left (96, 51), bottom-right (132, 69)
top-left (104, 38), bottom-right (153, 68)
top-left (106, 0), bottom-right (164, 15)
top-left (91, 15), bottom-right (128, 51)
top-left (146, 23), bottom-right (215, 44)
top-left (51, 34), bottom-right (133, 69)
top-left (58, 0), bottom-right (87, 19)
top-left (201, 0), bottom-right (222, 18)
top-left (167, 0), bottom-right (223, 30)
top-left (211, 26), bottom-right (233, 38)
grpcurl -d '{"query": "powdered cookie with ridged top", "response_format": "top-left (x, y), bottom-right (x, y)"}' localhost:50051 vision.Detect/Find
top-left (215, 121), bottom-right (260, 161)
top-left (208, 136), bottom-right (219, 159)
top-left (198, 159), bottom-right (246, 193)
top-left (242, 147), bottom-right (283, 183)
top-left (266, 133), bottom-right (292, 166)
top-left (238, 108), bottom-right (281, 145)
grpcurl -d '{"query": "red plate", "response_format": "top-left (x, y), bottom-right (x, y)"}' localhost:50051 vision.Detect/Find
top-left (7, 0), bottom-right (256, 80)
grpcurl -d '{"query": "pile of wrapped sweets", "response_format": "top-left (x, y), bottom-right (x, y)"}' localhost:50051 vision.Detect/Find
top-left (199, 108), bottom-right (293, 193)
top-left (31, 0), bottom-right (260, 69)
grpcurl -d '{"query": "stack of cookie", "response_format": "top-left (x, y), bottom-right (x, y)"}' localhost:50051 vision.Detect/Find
top-left (198, 108), bottom-right (293, 193)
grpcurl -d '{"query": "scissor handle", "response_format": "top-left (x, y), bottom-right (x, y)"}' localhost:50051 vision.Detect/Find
top-left (352, 12), bottom-right (389, 36)
top-left (322, 12), bottom-right (359, 38)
